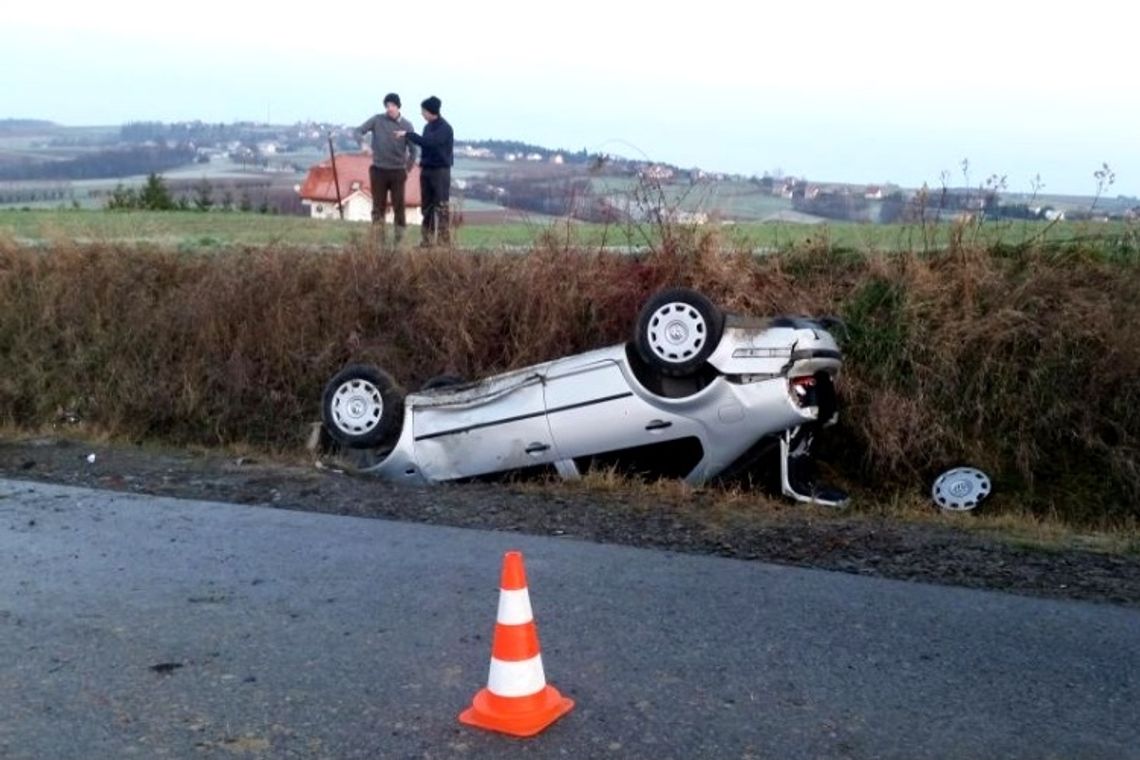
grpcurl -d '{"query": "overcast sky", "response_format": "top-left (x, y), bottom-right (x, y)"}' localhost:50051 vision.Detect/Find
top-left (3, 0), bottom-right (1137, 196)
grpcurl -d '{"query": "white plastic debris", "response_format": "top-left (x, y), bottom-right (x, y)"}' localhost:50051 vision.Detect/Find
top-left (86, 453), bottom-right (97, 464)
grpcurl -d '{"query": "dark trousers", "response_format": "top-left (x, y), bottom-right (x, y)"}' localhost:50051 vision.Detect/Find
top-left (368, 166), bottom-right (407, 227)
top-left (420, 167), bottom-right (451, 245)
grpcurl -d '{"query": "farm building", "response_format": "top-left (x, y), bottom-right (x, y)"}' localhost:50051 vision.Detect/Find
top-left (296, 153), bottom-right (423, 223)
top-left (639, 165), bottom-right (675, 181)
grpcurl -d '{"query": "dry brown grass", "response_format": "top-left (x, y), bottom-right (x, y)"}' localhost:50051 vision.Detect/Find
top-left (1, 232), bottom-right (1137, 527)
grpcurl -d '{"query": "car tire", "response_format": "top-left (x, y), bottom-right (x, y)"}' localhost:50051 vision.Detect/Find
top-left (321, 364), bottom-right (405, 449)
top-left (634, 288), bottom-right (724, 377)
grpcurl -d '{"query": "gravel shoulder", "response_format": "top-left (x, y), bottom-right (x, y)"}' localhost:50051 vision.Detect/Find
top-left (2, 435), bottom-right (1138, 608)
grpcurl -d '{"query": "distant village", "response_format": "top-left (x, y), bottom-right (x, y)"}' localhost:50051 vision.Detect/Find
top-left (2, 119), bottom-right (1138, 225)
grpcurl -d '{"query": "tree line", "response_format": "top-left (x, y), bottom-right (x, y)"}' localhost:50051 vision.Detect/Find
top-left (106, 174), bottom-right (278, 214)
top-left (0, 145), bottom-right (195, 181)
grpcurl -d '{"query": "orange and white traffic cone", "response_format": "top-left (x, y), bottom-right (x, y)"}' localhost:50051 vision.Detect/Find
top-left (459, 550), bottom-right (575, 737)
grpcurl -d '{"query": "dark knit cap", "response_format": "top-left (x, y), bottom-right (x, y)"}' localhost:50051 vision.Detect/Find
top-left (421, 96), bottom-right (442, 115)
top-left (383, 93), bottom-right (401, 108)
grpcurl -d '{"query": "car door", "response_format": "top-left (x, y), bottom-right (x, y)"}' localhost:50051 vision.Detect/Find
top-left (412, 366), bottom-right (558, 481)
top-left (542, 348), bottom-right (708, 477)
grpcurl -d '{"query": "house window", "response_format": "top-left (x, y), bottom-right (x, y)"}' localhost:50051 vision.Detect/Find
top-left (316, 204), bottom-right (324, 213)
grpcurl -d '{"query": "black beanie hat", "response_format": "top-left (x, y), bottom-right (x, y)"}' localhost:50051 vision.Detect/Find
top-left (421, 96), bottom-right (442, 115)
top-left (383, 92), bottom-right (401, 108)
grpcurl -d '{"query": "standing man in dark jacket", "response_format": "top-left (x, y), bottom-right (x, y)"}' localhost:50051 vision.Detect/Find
top-left (397, 95), bottom-right (454, 247)
top-left (354, 93), bottom-right (417, 247)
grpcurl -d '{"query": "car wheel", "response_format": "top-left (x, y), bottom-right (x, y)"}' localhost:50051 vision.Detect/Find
top-left (421, 374), bottom-right (468, 391)
top-left (321, 365), bottom-right (405, 449)
top-left (634, 288), bottom-right (724, 377)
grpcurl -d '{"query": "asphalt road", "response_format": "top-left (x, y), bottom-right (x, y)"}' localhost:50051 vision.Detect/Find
top-left (1, 479), bottom-right (1136, 760)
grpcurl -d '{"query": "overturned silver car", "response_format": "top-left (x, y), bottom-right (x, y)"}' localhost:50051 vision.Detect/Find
top-left (321, 288), bottom-right (848, 506)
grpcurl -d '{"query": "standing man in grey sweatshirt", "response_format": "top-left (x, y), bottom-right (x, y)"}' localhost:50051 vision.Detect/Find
top-left (354, 93), bottom-right (417, 246)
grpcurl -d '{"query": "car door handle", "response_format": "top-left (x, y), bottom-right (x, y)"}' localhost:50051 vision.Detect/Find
top-left (645, 420), bottom-right (673, 431)
top-left (525, 442), bottom-right (551, 454)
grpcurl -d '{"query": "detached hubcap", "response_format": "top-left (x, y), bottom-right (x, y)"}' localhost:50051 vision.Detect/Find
top-left (932, 467), bottom-right (991, 511)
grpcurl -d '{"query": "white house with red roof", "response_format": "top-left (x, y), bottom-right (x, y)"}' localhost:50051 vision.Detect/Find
top-left (296, 153), bottom-right (422, 223)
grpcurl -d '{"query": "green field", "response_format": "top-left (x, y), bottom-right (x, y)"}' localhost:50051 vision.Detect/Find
top-left (1, 208), bottom-right (1135, 252)
top-left (729, 218), bottom-right (1139, 251)
top-left (0, 209), bottom-right (611, 249)
top-left (590, 176), bottom-right (796, 220)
